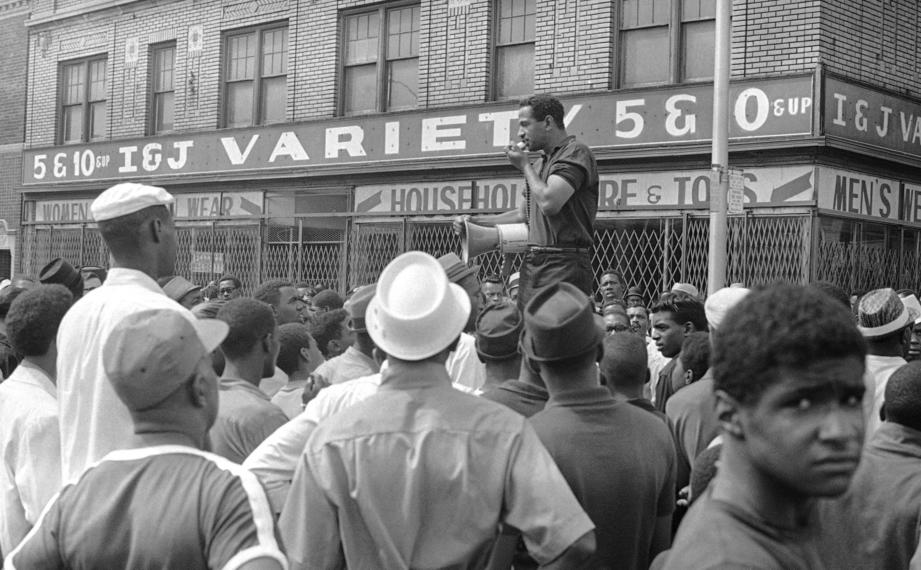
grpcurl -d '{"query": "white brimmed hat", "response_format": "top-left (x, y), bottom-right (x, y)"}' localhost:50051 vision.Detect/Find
top-left (366, 251), bottom-right (470, 361)
top-left (858, 288), bottom-right (912, 338)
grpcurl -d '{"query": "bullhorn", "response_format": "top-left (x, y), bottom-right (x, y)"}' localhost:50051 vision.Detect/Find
top-left (461, 220), bottom-right (529, 263)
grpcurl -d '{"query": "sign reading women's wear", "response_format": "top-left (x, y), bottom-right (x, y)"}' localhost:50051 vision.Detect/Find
top-left (22, 76), bottom-right (814, 185)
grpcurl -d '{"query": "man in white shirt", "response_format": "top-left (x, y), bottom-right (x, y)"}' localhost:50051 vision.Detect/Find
top-left (0, 285), bottom-right (72, 553)
top-left (438, 253), bottom-right (486, 391)
top-left (56, 183), bottom-right (194, 483)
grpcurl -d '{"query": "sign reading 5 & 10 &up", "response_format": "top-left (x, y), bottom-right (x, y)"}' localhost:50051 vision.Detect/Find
top-left (22, 76), bottom-right (813, 185)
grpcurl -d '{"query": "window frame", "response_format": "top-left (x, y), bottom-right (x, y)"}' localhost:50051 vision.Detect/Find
top-left (58, 55), bottom-right (108, 144)
top-left (491, 0), bottom-right (537, 101)
top-left (338, 1), bottom-right (420, 116)
top-left (615, 0), bottom-right (716, 89)
top-left (149, 42), bottom-right (177, 135)
top-left (221, 21), bottom-right (289, 128)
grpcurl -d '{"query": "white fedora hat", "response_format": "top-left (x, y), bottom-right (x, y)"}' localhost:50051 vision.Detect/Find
top-left (367, 251), bottom-right (471, 361)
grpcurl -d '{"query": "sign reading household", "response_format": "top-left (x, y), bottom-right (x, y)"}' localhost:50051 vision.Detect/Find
top-left (354, 166), bottom-right (817, 214)
top-left (817, 167), bottom-right (921, 225)
top-left (825, 76), bottom-right (921, 160)
top-left (31, 191), bottom-right (264, 223)
top-left (22, 76), bottom-right (813, 185)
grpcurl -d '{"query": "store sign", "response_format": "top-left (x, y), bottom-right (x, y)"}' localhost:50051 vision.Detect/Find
top-left (353, 166), bottom-right (816, 214)
top-left (32, 191), bottom-right (264, 222)
top-left (817, 167), bottom-right (903, 222)
top-left (22, 76), bottom-right (814, 185)
top-left (825, 77), bottom-right (921, 160)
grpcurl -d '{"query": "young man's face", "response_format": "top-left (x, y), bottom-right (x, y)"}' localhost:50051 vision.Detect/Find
top-left (599, 273), bottom-right (625, 302)
top-left (650, 311), bottom-right (685, 358)
top-left (627, 306), bottom-right (649, 336)
top-left (219, 280), bottom-right (241, 301)
top-left (482, 282), bottom-right (505, 305)
top-left (739, 356), bottom-right (865, 498)
top-left (517, 105), bottom-right (548, 152)
top-left (276, 286), bottom-right (305, 325)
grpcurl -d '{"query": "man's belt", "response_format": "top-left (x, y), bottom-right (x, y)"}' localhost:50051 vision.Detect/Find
top-left (528, 245), bottom-right (591, 254)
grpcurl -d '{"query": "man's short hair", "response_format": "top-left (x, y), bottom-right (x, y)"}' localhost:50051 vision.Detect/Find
top-left (884, 361), bottom-right (921, 432)
top-left (519, 94), bottom-right (565, 129)
top-left (482, 274), bottom-right (503, 286)
top-left (7, 285), bottom-right (73, 357)
top-left (601, 268), bottom-right (624, 282)
top-left (253, 279), bottom-right (294, 307)
top-left (628, 304), bottom-right (649, 317)
top-left (712, 284), bottom-right (867, 406)
top-left (276, 323), bottom-right (315, 376)
top-left (97, 205), bottom-right (171, 252)
top-left (650, 293), bottom-right (709, 332)
top-left (309, 308), bottom-right (349, 358)
top-left (679, 332), bottom-right (711, 384)
top-left (219, 274), bottom-right (242, 289)
top-left (600, 333), bottom-right (648, 390)
top-left (312, 289), bottom-right (344, 311)
top-left (217, 298), bottom-right (276, 359)
top-left (812, 281), bottom-right (851, 310)
top-left (0, 286), bottom-right (28, 319)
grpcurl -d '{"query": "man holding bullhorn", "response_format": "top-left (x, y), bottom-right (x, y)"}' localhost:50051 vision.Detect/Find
top-left (454, 94), bottom-right (599, 311)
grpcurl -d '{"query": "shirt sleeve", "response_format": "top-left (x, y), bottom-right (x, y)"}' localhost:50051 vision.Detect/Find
top-left (657, 430), bottom-right (679, 517)
top-left (502, 422), bottom-right (594, 564)
top-left (206, 468), bottom-right (287, 570)
top-left (243, 413), bottom-right (320, 515)
top-left (279, 448), bottom-right (344, 570)
top-left (5, 492), bottom-right (65, 570)
top-left (18, 413), bottom-right (62, 526)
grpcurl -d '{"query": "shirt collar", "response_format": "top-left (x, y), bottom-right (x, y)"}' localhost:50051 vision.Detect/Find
top-left (9, 360), bottom-right (56, 398)
top-left (345, 345), bottom-right (380, 371)
top-left (379, 360), bottom-right (452, 391)
top-left (219, 377), bottom-right (270, 401)
top-left (869, 422), bottom-right (921, 459)
top-left (102, 268), bottom-right (165, 295)
top-left (546, 135), bottom-right (576, 159)
top-left (546, 385), bottom-right (616, 409)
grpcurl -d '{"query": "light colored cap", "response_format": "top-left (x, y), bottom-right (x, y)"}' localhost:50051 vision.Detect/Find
top-left (671, 282), bottom-right (700, 298)
top-left (366, 251), bottom-right (470, 361)
top-left (103, 310), bottom-right (228, 411)
top-left (160, 276), bottom-right (201, 303)
top-left (705, 287), bottom-right (751, 331)
top-left (507, 272), bottom-right (520, 289)
top-left (91, 183), bottom-right (174, 222)
top-left (857, 288), bottom-right (912, 338)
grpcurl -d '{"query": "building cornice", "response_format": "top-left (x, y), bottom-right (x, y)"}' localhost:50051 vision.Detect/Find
top-left (0, 0), bottom-right (30, 21)
top-left (27, 0), bottom-right (177, 28)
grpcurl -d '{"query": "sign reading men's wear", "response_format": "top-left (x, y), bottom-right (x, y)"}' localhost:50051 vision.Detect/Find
top-left (816, 166), bottom-right (921, 226)
top-left (22, 76), bottom-right (814, 185)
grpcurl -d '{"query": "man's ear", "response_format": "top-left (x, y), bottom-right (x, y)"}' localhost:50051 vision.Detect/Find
top-left (148, 217), bottom-right (163, 243)
top-left (187, 374), bottom-right (208, 409)
top-left (683, 321), bottom-right (697, 335)
top-left (714, 389), bottom-right (744, 439)
top-left (327, 339), bottom-right (340, 355)
top-left (299, 346), bottom-right (311, 365)
top-left (261, 332), bottom-right (274, 354)
top-left (684, 368), bottom-right (694, 386)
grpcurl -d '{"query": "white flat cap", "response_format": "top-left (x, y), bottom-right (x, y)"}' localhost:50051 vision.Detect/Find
top-left (91, 183), bottom-right (174, 222)
top-left (705, 287), bottom-right (750, 331)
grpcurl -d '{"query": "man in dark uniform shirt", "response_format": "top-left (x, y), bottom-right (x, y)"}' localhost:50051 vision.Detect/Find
top-left (663, 285), bottom-right (867, 570)
top-left (454, 94), bottom-right (598, 310)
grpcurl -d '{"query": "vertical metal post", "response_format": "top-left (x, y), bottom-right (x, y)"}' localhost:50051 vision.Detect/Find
top-left (297, 218), bottom-right (304, 283)
top-left (708, 0), bottom-right (731, 295)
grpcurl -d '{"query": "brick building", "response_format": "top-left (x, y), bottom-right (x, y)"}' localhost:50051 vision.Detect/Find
top-left (0, 0), bottom-right (30, 278)
top-left (16, 0), bottom-right (921, 298)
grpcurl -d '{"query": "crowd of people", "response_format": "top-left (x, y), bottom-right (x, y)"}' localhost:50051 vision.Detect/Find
top-left (0, 93), bottom-right (920, 569)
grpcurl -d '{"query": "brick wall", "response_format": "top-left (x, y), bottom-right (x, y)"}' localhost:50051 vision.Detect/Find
top-left (0, 2), bottom-right (29, 236)
top-left (821, 0), bottom-right (921, 96)
top-left (21, 0), bottom-right (921, 149)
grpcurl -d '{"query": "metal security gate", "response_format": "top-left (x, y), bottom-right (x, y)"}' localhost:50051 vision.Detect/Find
top-left (21, 211), bottom-right (818, 298)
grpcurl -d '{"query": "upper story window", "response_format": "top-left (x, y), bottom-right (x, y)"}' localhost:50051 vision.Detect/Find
top-left (619, 0), bottom-right (715, 88)
top-left (341, 4), bottom-right (419, 114)
top-left (224, 23), bottom-right (288, 127)
top-left (150, 43), bottom-right (176, 134)
top-left (494, 0), bottom-right (535, 100)
top-left (60, 57), bottom-right (107, 143)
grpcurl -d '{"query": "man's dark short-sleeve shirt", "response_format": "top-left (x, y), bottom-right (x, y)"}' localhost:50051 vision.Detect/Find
top-left (528, 136), bottom-right (598, 247)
